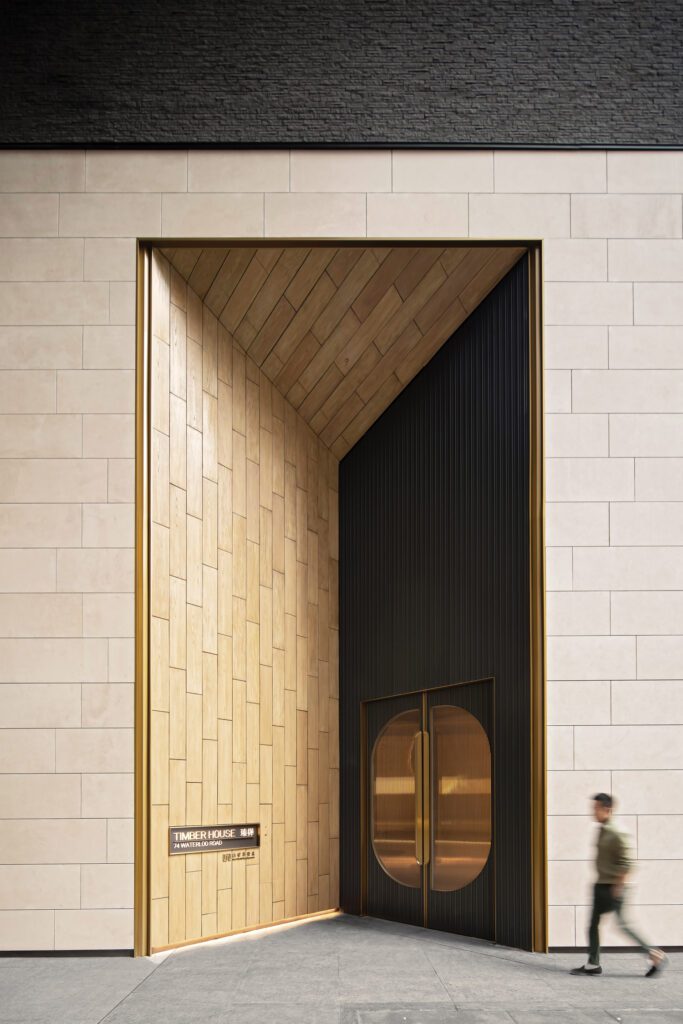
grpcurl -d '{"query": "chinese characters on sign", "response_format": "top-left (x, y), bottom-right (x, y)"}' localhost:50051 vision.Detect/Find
top-left (169, 823), bottom-right (260, 855)
top-left (222, 849), bottom-right (257, 862)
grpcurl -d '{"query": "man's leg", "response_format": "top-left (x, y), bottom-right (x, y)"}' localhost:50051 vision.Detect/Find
top-left (588, 884), bottom-right (607, 966)
top-left (572, 883), bottom-right (607, 973)
top-left (613, 894), bottom-right (649, 952)
top-left (613, 892), bottom-right (667, 973)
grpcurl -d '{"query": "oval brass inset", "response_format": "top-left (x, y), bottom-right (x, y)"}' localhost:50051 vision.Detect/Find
top-left (371, 709), bottom-right (421, 888)
top-left (430, 705), bottom-right (491, 892)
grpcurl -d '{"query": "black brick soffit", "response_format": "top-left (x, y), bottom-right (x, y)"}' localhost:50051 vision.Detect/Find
top-left (2, 0), bottom-right (682, 148)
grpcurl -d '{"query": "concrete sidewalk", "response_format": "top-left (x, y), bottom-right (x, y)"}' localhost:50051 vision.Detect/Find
top-left (1, 914), bottom-right (682, 1023)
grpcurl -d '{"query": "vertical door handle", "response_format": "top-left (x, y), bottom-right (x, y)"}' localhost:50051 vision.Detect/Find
top-left (422, 729), bottom-right (430, 866)
top-left (414, 731), bottom-right (424, 865)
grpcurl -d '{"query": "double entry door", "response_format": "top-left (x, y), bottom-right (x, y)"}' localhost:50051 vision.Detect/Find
top-left (364, 681), bottom-right (494, 940)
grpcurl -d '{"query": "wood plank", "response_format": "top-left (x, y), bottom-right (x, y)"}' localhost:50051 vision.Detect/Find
top-left (151, 429), bottom-right (169, 528)
top-left (394, 247), bottom-right (444, 300)
top-left (459, 246), bottom-right (525, 313)
top-left (186, 288), bottom-right (202, 344)
top-left (245, 248), bottom-right (309, 333)
top-left (439, 245), bottom-right (471, 275)
top-left (202, 652), bottom-right (218, 740)
top-left (168, 246), bottom-right (202, 281)
top-left (188, 248), bottom-right (227, 301)
top-left (311, 250), bottom-right (378, 343)
top-left (185, 337), bottom-right (201, 430)
top-left (170, 303), bottom-right (187, 401)
top-left (356, 320), bottom-right (421, 404)
top-left (169, 395), bottom-right (187, 490)
top-left (151, 523), bottom-right (169, 619)
top-left (186, 427), bottom-right (202, 519)
top-left (247, 296), bottom-right (296, 367)
top-left (326, 246), bottom-right (363, 286)
top-left (202, 563), bottom-right (218, 654)
top-left (169, 667), bottom-right (186, 760)
top-left (275, 332), bottom-right (320, 398)
top-left (292, 308), bottom-right (359, 403)
top-left (186, 514), bottom-right (202, 606)
top-left (169, 577), bottom-right (186, 670)
top-left (351, 246), bottom-right (416, 321)
top-left (217, 633), bottom-right (233, 719)
top-left (297, 364), bottom-right (343, 424)
top-left (217, 322), bottom-right (233, 386)
top-left (312, 346), bottom-right (380, 437)
top-left (415, 248), bottom-right (490, 333)
top-left (253, 247), bottom-right (281, 274)
top-left (334, 286), bottom-right (401, 374)
top-left (374, 260), bottom-right (446, 355)
top-left (267, 273), bottom-right (336, 372)
top-left (186, 603), bottom-right (202, 694)
top-left (396, 293), bottom-right (469, 386)
top-left (342, 374), bottom-right (404, 451)
top-left (204, 248), bottom-right (255, 318)
top-left (202, 306), bottom-right (218, 398)
top-left (220, 255), bottom-right (270, 334)
top-left (285, 248), bottom-right (336, 309)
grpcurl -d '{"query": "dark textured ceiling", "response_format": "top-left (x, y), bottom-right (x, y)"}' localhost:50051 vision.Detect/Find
top-left (2, 0), bottom-right (682, 147)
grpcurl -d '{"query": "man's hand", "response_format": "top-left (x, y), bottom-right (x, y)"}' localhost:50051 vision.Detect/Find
top-left (612, 873), bottom-right (627, 899)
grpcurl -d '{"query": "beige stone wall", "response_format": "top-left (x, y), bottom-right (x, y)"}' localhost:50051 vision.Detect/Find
top-left (1, 148), bottom-right (683, 949)
top-left (148, 251), bottom-right (339, 950)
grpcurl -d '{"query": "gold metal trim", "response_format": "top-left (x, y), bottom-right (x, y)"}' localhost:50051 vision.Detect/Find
top-left (151, 908), bottom-right (341, 955)
top-left (134, 242), bottom-right (152, 957)
top-left (528, 243), bottom-right (547, 952)
top-left (360, 700), bottom-right (368, 915)
top-left (360, 675), bottom-right (495, 707)
top-left (414, 730), bottom-right (424, 866)
top-left (422, 729), bottom-right (430, 868)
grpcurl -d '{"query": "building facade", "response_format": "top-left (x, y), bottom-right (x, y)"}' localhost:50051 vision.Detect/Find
top-left (1, 147), bottom-right (682, 952)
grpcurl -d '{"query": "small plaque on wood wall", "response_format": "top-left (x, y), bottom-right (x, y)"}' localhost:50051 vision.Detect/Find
top-left (169, 823), bottom-right (260, 855)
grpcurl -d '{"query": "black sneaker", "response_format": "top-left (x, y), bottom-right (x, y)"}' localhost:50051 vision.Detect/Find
top-left (646, 951), bottom-right (668, 977)
top-left (570, 964), bottom-right (602, 976)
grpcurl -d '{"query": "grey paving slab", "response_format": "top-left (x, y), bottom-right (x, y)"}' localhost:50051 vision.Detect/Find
top-left (3, 915), bottom-right (683, 1023)
top-left (507, 1011), bottom-right (616, 1022)
top-left (232, 960), bottom-right (340, 1003)
top-left (0, 957), bottom-right (157, 1024)
top-left (341, 1007), bottom-right (512, 1023)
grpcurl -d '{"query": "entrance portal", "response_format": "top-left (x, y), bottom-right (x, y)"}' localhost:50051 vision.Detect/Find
top-left (364, 681), bottom-right (494, 940)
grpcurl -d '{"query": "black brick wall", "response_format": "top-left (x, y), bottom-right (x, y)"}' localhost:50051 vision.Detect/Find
top-left (2, 0), bottom-right (682, 147)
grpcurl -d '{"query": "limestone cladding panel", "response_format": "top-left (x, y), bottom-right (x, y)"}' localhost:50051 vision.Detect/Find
top-left (0, 147), bottom-right (681, 950)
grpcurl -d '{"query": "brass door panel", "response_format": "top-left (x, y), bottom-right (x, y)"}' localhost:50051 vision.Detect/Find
top-left (430, 705), bottom-right (491, 892)
top-left (370, 708), bottom-right (421, 889)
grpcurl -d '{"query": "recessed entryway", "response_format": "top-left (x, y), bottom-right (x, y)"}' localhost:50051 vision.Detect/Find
top-left (135, 240), bottom-right (544, 955)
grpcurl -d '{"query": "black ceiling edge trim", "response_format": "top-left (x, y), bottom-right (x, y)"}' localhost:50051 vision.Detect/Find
top-left (1, 142), bottom-right (682, 151)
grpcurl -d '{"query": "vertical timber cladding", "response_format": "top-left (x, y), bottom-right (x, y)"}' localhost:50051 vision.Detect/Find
top-left (148, 251), bottom-right (340, 951)
top-left (340, 256), bottom-right (532, 949)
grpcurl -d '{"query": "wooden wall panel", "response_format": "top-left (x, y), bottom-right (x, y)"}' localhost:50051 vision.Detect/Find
top-left (149, 251), bottom-right (340, 950)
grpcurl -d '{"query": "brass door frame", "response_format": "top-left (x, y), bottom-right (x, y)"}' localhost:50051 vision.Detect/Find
top-left (135, 240), bottom-right (545, 956)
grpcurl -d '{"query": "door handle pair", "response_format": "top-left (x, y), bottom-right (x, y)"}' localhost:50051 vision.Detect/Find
top-left (414, 730), bottom-right (430, 866)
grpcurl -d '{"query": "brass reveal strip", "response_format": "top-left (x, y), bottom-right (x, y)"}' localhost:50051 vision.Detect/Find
top-left (134, 243), bottom-right (152, 957)
top-left (529, 244), bottom-right (547, 953)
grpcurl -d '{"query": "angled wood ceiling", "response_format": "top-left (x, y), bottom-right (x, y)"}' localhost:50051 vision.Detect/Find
top-left (160, 244), bottom-right (526, 459)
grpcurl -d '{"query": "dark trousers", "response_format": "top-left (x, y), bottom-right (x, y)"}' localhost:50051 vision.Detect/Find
top-left (588, 882), bottom-right (651, 965)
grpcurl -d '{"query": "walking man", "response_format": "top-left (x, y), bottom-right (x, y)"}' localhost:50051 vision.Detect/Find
top-left (571, 792), bottom-right (667, 977)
